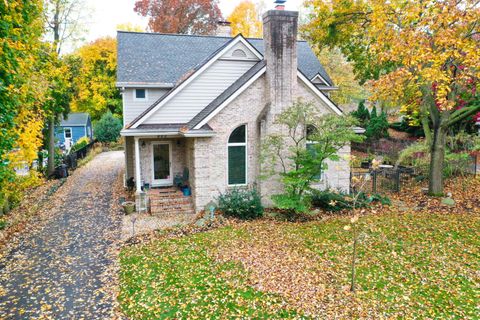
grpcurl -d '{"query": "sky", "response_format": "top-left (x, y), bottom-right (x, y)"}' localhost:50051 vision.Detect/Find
top-left (83, 0), bottom-right (305, 44)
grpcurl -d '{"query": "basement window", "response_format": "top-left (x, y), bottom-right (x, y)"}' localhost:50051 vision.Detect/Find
top-left (134, 88), bottom-right (147, 100)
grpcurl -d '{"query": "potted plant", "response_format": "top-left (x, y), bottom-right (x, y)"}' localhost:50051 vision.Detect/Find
top-left (122, 201), bottom-right (136, 215)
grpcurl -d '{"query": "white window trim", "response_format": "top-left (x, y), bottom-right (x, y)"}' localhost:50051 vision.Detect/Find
top-left (298, 71), bottom-right (343, 115)
top-left (227, 124), bottom-right (248, 187)
top-left (311, 73), bottom-right (330, 86)
top-left (64, 127), bottom-right (72, 140)
top-left (134, 88), bottom-right (148, 101)
top-left (151, 141), bottom-right (173, 187)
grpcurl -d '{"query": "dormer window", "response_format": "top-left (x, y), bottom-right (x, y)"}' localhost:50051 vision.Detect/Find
top-left (134, 89), bottom-right (147, 101)
top-left (232, 49), bottom-right (247, 58)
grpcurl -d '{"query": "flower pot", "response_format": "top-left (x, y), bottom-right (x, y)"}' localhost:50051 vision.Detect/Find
top-left (122, 201), bottom-right (136, 215)
top-left (182, 187), bottom-right (191, 196)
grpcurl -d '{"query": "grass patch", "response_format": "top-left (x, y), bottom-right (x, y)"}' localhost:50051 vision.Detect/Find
top-left (119, 211), bottom-right (479, 318)
top-left (119, 227), bottom-right (299, 319)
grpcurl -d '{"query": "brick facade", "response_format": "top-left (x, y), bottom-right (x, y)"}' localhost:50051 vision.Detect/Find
top-left (188, 75), bottom-right (351, 211)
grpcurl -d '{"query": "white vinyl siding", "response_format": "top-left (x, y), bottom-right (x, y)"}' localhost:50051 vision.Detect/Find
top-left (143, 60), bottom-right (257, 124)
top-left (123, 88), bottom-right (169, 125)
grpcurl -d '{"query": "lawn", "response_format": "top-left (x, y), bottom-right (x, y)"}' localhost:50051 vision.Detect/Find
top-left (119, 206), bottom-right (479, 319)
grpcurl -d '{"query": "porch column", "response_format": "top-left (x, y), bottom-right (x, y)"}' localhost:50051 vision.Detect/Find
top-left (134, 137), bottom-right (142, 193)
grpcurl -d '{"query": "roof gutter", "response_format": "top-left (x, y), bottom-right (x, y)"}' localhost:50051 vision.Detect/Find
top-left (315, 86), bottom-right (339, 91)
top-left (120, 129), bottom-right (216, 138)
top-left (116, 82), bottom-right (174, 88)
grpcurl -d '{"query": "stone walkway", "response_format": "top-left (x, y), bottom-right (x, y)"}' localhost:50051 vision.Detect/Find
top-left (0, 151), bottom-right (124, 319)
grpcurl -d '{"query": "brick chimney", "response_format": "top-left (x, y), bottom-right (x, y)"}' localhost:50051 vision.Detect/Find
top-left (259, 7), bottom-right (299, 203)
top-left (262, 8), bottom-right (298, 118)
top-left (216, 21), bottom-right (232, 37)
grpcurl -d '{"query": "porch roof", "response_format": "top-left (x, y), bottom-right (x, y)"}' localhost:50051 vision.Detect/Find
top-left (120, 123), bottom-right (215, 137)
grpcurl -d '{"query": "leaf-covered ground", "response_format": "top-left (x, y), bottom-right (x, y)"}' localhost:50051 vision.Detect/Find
top-left (0, 151), bottom-right (125, 319)
top-left (120, 177), bottom-right (480, 319)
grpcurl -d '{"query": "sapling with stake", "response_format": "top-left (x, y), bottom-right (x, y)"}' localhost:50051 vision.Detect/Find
top-left (346, 157), bottom-right (380, 292)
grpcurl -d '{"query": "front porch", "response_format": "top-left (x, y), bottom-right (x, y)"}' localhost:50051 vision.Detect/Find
top-left (124, 135), bottom-right (196, 214)
top-left (124, 136), bottom-right (193, 190)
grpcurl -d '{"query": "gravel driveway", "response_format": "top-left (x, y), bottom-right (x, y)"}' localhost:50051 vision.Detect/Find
top-left (0, 151), bottom-right (124, 319)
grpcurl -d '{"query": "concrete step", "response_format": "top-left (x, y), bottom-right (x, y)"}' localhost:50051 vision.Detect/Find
top-left (150, 207), bottom-right (194, 214)
top-left (151, 210), bottom-right (195, 216)
top-left (150, 199), bottom-right (192, 205)
top-left (148, 187), bottom-right (194, 215)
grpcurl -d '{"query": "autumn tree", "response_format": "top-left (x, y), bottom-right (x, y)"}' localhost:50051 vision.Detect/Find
top-left (315, 47), bottom-right (368, 107)
top-left (0, 0), bottom-right (49, 209)
top-left (228, 1), bottom-right (262, 38)
top-left (304, 0), bottom-right (480, 195)
top-left (261, 100), bottom-right (363, 213)
top-left (43, 0), bottom-right (86, 175)
top-left (134, 0), bottom-right (222, 35)
top-left (116, 23), bottom-right (145, 32)
top-left (70, 37), bottom-right (121, 120)
top-left (43, 0), bottom-right (86, 54)
top-left (0, 1), bottom-right (43, 181)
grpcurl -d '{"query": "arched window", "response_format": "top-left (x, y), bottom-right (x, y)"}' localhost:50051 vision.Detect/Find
top-left (232, 49), bottom-right (247, 58)
top-left (306, 125), bottom-right (323, 180)
top-left (228, 125), bottom-right (247, 185)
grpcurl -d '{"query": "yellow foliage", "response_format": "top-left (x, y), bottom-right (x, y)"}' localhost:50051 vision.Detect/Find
top-left (305, 0), bottom-right (480, 113)
top-left (315, 47), bottom-right (368, 106)
top-left (116, 23), bottom-right (144, 32)
top-left (228, 1), bottom-right (263, 38)
top-left (70, 37), bottom-right (120, 119)
top-left (365, 0), bottom-right (480, 112)
top-left (8, 108), bottom-right (44, 167)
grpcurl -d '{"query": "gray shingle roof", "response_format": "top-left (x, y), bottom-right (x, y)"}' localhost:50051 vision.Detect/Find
top-left (117, 31), bottom-right (333, 86)
top-left (60, 113), bottom-right (90, 126)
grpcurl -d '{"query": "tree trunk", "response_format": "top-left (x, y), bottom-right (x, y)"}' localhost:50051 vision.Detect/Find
top-left (428, 125), bottom-right (446, 195)
top-left (47, 118), bottom-right (55, 176)
top-left (421, 116), bottom-right (432, 145)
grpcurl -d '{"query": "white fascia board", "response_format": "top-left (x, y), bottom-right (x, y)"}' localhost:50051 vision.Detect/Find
top-left (315, 86), bottom-right (339, 91)
top-left (182, 131), bottom-right (216, 137)
top-left (311, 73), bottom-right (331, 86)
top-left (193, 66), bottom-right (267, 129)
top-left (131, 35), bottom-right (262, 129)
top-left (120, 130), bottom-right (181, 137)
top-left (116, 82), bottom-right (174, 88)
top-left (298, 71), bottom-right (343, 116)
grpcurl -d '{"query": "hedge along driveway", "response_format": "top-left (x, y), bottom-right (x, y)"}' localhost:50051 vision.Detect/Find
top-left (0, 151), bottom-right (124, 319)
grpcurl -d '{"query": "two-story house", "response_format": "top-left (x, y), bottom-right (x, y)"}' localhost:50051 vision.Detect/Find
top-left (117, 6), bottom-right (352, 214)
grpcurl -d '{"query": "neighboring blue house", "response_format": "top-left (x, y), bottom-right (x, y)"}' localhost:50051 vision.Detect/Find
top-left (55, 112), bottom-right (93, 146)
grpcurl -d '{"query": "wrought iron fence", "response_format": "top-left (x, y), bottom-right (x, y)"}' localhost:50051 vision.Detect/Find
top-left (350, 153), bottom-right (478, 194)
top-left (350, 166), bottom-right (414, 194)
top-left (52, 142), bottom-right (95, 178)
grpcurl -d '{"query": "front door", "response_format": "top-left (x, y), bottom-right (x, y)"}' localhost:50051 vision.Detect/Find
top-left (152, 142), bottom-right (172, 186)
